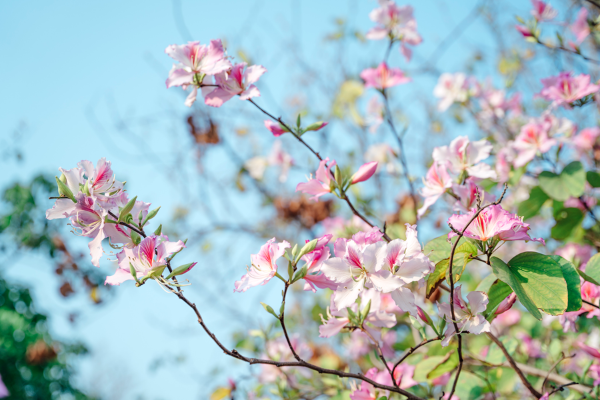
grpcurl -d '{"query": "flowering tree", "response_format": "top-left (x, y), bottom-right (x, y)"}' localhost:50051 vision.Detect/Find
top-left (45, 1), bottom-right (600, 399)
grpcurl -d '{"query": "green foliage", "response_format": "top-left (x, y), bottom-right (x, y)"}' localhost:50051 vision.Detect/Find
top-left (0, 275), bottom-right (96, 399)
top-left (551, 208), bottom-right (584, 240)
top-left (517, 186), bottom-right (548, 220)
top-left (490, 253), bottom-right (568, 320)
top-left (483, 280), bottom-right (513, 318)
top-left (549, 255), bottom-right (582, 312)
top-left (424, 234), bottom-right (477, 295)
top-left (538, 161), bottom-right (586, 202)
top-left (586, 171), bottom-right (600, 188)
top-left (584, 254), bottom-right (600, 285)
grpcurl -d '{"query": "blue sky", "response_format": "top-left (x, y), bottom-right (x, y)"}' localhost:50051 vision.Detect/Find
top-left (0, 0), bottom-right (542, 398)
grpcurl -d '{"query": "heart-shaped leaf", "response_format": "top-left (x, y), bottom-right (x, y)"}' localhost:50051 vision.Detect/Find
top-left (538, 161), bottom-right (585, 201)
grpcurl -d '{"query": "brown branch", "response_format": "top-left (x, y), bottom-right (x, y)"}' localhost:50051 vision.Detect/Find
top-left (391, 338), bottom-right (439, 378)
top-left (542, 353), bottom-right (575, 393)
top-left (486, 332), bottom-right (542, 398)
top-left (535, 38), bottom-right (600, 65)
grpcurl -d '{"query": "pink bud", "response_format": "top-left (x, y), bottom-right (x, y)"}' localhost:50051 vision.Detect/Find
top-left (264, 120), bottom-right (288, 137)
top-left (495, 293), bottom-right (517, 315)
top-left (351, 161), bottom-right (378, 184)
top-left (416, 306), bottom-right (431, 325)
top-left (515, 25), bottom-right (533, 37)
top-left (577, 341), bottom-right (600, 359)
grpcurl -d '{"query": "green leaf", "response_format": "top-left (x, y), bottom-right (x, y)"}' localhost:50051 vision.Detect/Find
top-left (538, 161), bottom-right (586, 201)
top-left (446, 371), bottom-right (484, 400)
top-left (549, 255), bottom-right (582, 312)
top-left (118, 196), bottom-right (137, 222)
top-left (584, 253), bottom-right (600, 285)
top-left (475, 274), bottom-right (498, 293)
top-left (484, 280), bottom-right (513, 317)
top-left (551, 208), bottom-right (584, 240)
top-left (413, 356), bottom-right (445, 382)
top-left (424, 234), bottom-right (462, 264)
top-left (517, 186), bottom-right (549, 220)
top-left (486, 337), bottom-right (518, 364)
top-left (427, 351), bottom-right (459, 380)
top-left (577, 268), bottom-right (600, 286)
top-left (587, 171), bottom-right (600, 188)
top-left (491, 253), bottom-right (568, 319)
top-left (425, 240), bottom-right (477, 296)
top-left (260, 302), bottom-right (279, 319)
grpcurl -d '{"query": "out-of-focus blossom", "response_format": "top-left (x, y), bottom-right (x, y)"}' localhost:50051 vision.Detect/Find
top-left (478, 85), bottom-right (522, 121)
top-left (349, 366), bottom-right (392, 400)
top-left (452, 179), bottom-right (494, 214)
top-left (432, 372), bottom-right (451, 387)
top-left (538, 72), bottom-right (599, 108)
top-left (244, 156), bottom-right (268, 180)
top-left (496, 146), bottom-right (516, 183)
top-left (448, 204), bottom-right (545, 244)
top-left (531, 0), bottom-right (557, 21)
top-left (564, 195), bottom-right (597, 211)
top-left (268, 140), bottom-right (294, 183)
top-left (321, 216), bottom-right (371, 239)
top-left (105, 235), bottom-right (187, 286)
top-left (512, 121), bottom-right (557, 167)
top-left (492, 309), bottom-right (521, 331)
top-left (364, 143), bottom-right (400, 175)
top-left (581, 282), bottom-right (600, 319)
top-left (260, 335), bottom-right (312, 383)
top-left (438, 286), bottom-right (491, 346)
top-left (390, 363), bottom-right (418, 389)
top-left (433, 73), bottom-right (469, 111)
top-left (264, 120), bottom-right (288, 137)
top-left (442, 394), bottom-right (459, 400)
top-left (432, 136), bottom-right (497, 179)
top-left (517, 332), bottom-right (543, 358)
top-left (366, 0), bottom-right (422, 61)
top-left (571, 8), bottom-right (590, 44)
top-left (360, 62), bottom-right (411, 90)
top-left (555, 243), bottom-right (594, 268)
top-left (296, 158), bottom-right (336, 201)
top-left (516, 25), bottom-right (534, 38)
top-left (577, 341), bottom-right (600, 359)
top-left (572, 127), bottom-right (600, 153)
top-left (234, 238), bottom-right (290, 292)
top-left (417, 163), bottom-right (452, 218)
top-left (366, 96), bottom-right (385, 133)
top-left (205, 62), bottom-right (267, 107)
top-left (559, 311), bottom-right (581, 332)
top-left (590, 365), bottom-right (600, 386)
top-left (351, 161), bottom-right (379, 184)
top-left (0, 374), bottom-right (9, 398)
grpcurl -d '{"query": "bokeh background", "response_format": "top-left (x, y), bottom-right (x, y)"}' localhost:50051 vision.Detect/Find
top-left (0, 0), bottom-right (584, 399)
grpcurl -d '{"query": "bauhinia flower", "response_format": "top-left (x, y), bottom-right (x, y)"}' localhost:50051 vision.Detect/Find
top-left (204, 62), bottom-right (267, 107)
top-left (299, 234), bottom-right (337, 292)
top-left (234, 238), bottom-right (290, 292)
top-left (68, 194), bottom-right (107, 267)
top-left (417, 162), bottom-right (452, 218)
top-left (571, 8), bottom-right (590, 44)
top-left (264, 120), bottom-right (288, 137)
top-left (572, 127), bottom-right (600, 153)
top-left (448, 204), bottom-right (545, 244)
top-left (438, 286), bottom-right (491, 346)
top-left (360, 62), bottom-right (411, 90)
top-left (530, 0), bottom-right (557, 21)
top-left (296, 158), bottom-right (336, 201)
top-left (165, 40), bottom-right (232, 107)
top-left (105, 235), bottom-right (188, 286)
top-left (349, 366), bottom-right (393, 400)
top-left (433, 73), bottom-right (470, 111)
top-left (452, 179), bottom-right (494, 213)
top-left (555, 243), bottom-right (593, 268)
top-left (512, 121), bottom-right (557, 167)
top-left (319, 289), bottom-right (396, 338)
top-left (366, 0), bottom-right (422, 61)
top-left (432, 136), bottom-right (497, 180)
top-left (366, 96), bottom-right (385, 134)
top-left (538, 72), bottom-right (599, 108)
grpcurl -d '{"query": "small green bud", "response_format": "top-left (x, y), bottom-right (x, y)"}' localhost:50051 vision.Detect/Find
top-left (295, 239), bottom-right (318, 262)
top-left (334, 165), bottom-right (342, 185)
top-left (296, 114), bottom-right (302, 128)
top-left (291, 244), bottom-right (298, 258)
top-left (55, 176), bottom-right (77, 203)
top-left (304, 121), bottom-right (327, 132)
top-left (279, 301), bottom-right (285, 316)
top-left (142, 206), bottom-right (161, 226)
top-left (165, 262), bottom-right (196, 280)
top-left (260, 302), bottom-right (279, 319)
top-left (292, 265), bottom-right (308, 283)
top-left (153, 224), bottom-right (162, 236)
top-left (129, 263), bottom-right (140, 284)
top-left (130, 230), bottom-right (141, 245)
top-left (287, 261), bottom-right (294, 282)
top-left (118, 196), bottom-right (137, 222)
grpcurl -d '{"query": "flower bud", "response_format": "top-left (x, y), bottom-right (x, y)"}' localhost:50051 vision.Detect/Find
top-left (495, 293), bottom-right (517, 315)
top-left (350, 162), bottom-right (378, 184)
top-left (55, 176), bottom-right (77, 203)
top-left (417, 306), bottom-right (434, 327)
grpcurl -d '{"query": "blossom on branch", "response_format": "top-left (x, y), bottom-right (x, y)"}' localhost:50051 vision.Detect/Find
top-left (512, 121), bottom-right (557, 167)
top-left (205, 62), bottom-right (267, 107)
top-left (360, 62), bottom-right (411, 90)
top-left (432, 136), bottom-right (496, 180)
top-left (530, 0), bottom-right (557, 22)
top-left (417, 163), bottom-right (452, 218)
top-left (438, 286), bottom-right (491, 346)
top-left (537, 72), bottom-right (599, 108)
top-left (296, 158), bottom-right (336, 201)
top-left (234, 238), bottom-right (290, 292)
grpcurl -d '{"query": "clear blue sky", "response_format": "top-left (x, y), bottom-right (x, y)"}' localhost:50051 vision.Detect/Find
top-left (1, 0), bottom-right (537, 398)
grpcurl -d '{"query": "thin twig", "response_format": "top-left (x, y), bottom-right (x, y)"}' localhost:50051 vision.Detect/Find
top-left (542, 353), bottom-right (575, 393)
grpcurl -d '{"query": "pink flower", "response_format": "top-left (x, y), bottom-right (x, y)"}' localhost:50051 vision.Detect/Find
top-left (555, 243), bottom-right (594, 268)
top-left (571, 8), bottom-right (590, 44)
top-left (360, 62), bottom-right (411, 90)
top-left (296, 158), bottom-right (336, 201)
top-left (366, 96), bottom-right (385, 133)
top-left (495, 292), bottom-right (517, 315)
top-left (433, 73), bottom-right (469, 111)
top-left (351, 161), bottom-right (378, 184)
top-left (452, 179), bottom-right (495, 214)
top-left (564, 195), bottom-right (597, 211)
top-left (69, 194), bottom-right (107, 267)
top-left (366, 1), bottom-right (422, 61)
top-left (432, 136), bottom-right (497, 179)
top-left (165, 40), bottom-right (231, 88)
top-left (512, 121), bottom-right (557, 167)
top-left (517, 332), bottom-right (543, 358)
top-left (572, 127), bottom-right (600, 152)
top-left (204, 62), bottom-right (267, 107)
top-left (264, 120), bottom-right (288, 137)
top-left (438, 286), bottom-right (491, 346)
top-left (268, 140), bottom-right (294, 183)
top-left (300, 234), bottom-right (336, 292)
top-left (234, 238), bottom-right (290, 292)
top-left (350, 367), bottom-right (393, 400)
top-left (105, 235), bottom-right (187, 286)
top-left (391, 363), bottom-right (418, 389)
top-left (581, 282), bottom-right (600, 318)
top-left (0, 373), bottom-right (9, 398)
top-left (260, 335), bottom-right (312, 383)
top-left (538, 72), bottom-right (599, 108)
top-left (577, 341), bottom-right (600, 359)
top-left (496, 146), bottom-right (516, 183)
top-left (531, 0), bottom-right (557, 21)
top-left (515, 25), bottom-right (534, 38)
top-left (448, 204), bottom-right (545, 244)
top-left (417, 163), bottom-right (452, 218)
top-left (103, 197), bottom-right (151, 246)
top-left (590, 365), bottom-right (600, 386)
